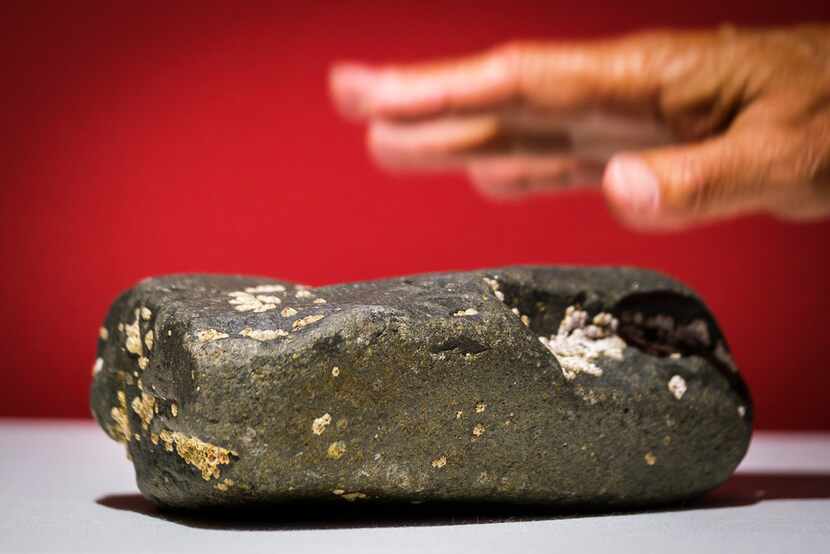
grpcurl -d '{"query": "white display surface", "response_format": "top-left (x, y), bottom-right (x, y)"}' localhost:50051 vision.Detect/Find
top-left (1, 420), bottom-right (828, 554)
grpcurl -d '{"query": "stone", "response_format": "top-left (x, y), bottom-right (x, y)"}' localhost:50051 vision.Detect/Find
top-left (90, 266), bottom-right (752, 509)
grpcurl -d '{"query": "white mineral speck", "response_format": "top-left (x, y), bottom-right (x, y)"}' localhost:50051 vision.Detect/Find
top-left (245, 284), bottom-right (286, 294)
top-left (312, 413), bottom-right (332, 435)
top-left (453, 308), bottom-right (479, 317)
top-left (228, 291), bottom-right (278, 313)
top-left (668, 375), bottom-right (687, 399)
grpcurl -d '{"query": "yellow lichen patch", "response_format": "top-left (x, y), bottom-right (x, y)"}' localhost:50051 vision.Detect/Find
top-left (456, 410), bottom-right (463, 419)
top-left (137, 356), bottom-right (149, 370)
top-left (157, 430), bottom-right (236, 481)
top-left (171, 403), bottom-right (178, 417)
top-left (214, 478), bottom-right (234, 492)
top-left (340, 492), bottom-right (367, 502)
top-left (239, 328), bottom-right (289, 341)
top-left (472, 423), bottom-right (486, 438)
top-left (144, 330), bottom-right (154, 351)
top-left (99, 327), bottom-right (109, 340)
top-left (280, 307), bottom-right (298, 317)
top-left (109, 391), bottom-right (131, 443)
top-left (151, 432), bottom-right (160, 445)
top-left (292, 314), bottom-right (325, 331)
top-left (295, 290), bottom-right (313, 299)
top-left (331, 366), bottom-right (340, 377)
top-left (140, 307), bottom-right (152, 321)
top-left (131, 392), bottom-right (156, 430)
top-left (124, 314), bottom-right (142, 357)
top-left (475, 402), bottom-right (487, 413)
top-left (327, 441), bottom-right (346, 460)
top-left (644, 451), bottom-right (657, 466)
top-left (312, 413), bottom-right (332, 435)
top-left (431, 456), bottom-right (447, 468)
top-left (453, 308), bottom-right (479, 317)
top-left (196, 329), bottom-right (229, 342)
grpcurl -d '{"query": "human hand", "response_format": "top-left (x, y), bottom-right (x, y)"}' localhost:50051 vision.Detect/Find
top-left (329, 25), bottom-right (830, 230)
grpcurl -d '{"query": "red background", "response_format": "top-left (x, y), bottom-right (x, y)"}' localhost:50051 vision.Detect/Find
top-left (2, 1), bottom-right (829, 428)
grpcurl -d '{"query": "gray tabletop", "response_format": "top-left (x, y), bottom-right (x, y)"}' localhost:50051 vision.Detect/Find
top-left (1, 420), bottom-right (828, 554)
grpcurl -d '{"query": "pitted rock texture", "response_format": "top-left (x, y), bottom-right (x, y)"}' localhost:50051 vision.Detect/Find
top-left (90, 266), bottom-right (752, 509)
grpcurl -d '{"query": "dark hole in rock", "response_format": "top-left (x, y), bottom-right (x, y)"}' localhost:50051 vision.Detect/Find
top-left (612, 292), bottom-right (720, 359)
top-left (494, 281), bottom-right (733, 371)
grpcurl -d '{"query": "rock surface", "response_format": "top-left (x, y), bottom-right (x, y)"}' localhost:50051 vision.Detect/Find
top-left (90, 266), bottom-right (752, 509)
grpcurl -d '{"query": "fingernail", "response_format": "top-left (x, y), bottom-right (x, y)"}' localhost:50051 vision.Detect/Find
top-left (329, 63), bottom-right (377, 118)
top-left (605, 155), bottom-right (661, 213)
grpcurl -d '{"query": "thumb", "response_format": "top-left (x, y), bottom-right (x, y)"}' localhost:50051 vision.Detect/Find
top-left (602, 134), bottom-right (777, 230)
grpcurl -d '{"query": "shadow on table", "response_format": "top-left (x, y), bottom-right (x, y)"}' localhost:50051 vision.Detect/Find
top-left (96, 472), bottom-right (830, 531)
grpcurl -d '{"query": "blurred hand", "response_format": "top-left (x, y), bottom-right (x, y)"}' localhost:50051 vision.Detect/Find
top-left (330, 25), bottom-right (830, 230)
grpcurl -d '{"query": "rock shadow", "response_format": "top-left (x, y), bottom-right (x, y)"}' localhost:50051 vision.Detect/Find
top-left (96, 471), bottom-right (830, 532)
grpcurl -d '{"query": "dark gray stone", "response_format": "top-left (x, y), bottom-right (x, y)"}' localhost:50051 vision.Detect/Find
top-left (90, 266), bottom-right (751, 509)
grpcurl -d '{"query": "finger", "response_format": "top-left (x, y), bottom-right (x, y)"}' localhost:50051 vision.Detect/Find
top-left (368, 115), bottom-right (500, 170)
top-left (468, 156), bottom-right (604, 199)
top-left (330, 31), bottom-right (708, 121)
top-left (601, 129), bottom-right (799, 230)
top-left (330, 52), bottom-right (518, 120)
